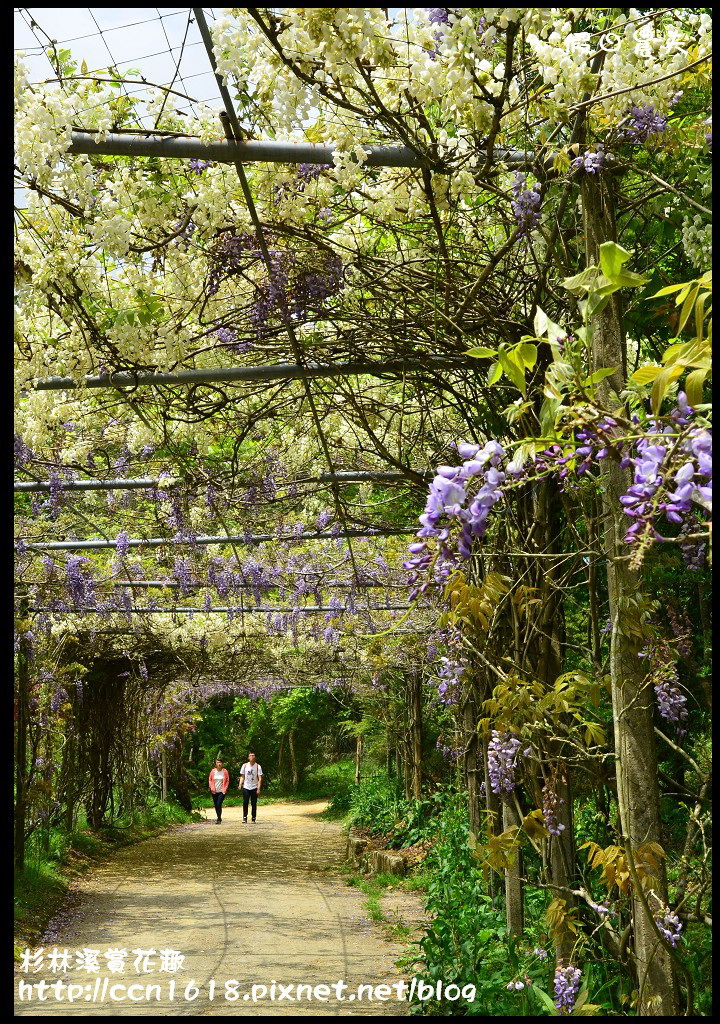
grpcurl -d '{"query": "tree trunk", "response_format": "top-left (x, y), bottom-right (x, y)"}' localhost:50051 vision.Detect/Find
top-left (582, 173), bottom-right (678, 1016)
top-left (407, 671), bottom-right (423, 800)
top-left (288, 728), bottom-right (299, 792)
top-left (161, 747), bottom-right (168, 803)
top-left (503, 798), bottom-right (524, 936)
top-left (462, 691), bottom-right (483, 838)
top-left (15, 599), bottom-right (30, 874)
top-left (355, 735), bottom-right (362, 785)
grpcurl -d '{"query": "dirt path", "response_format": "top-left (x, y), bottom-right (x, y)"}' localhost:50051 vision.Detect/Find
top-left (16, 802), bottom-right (425, 1016)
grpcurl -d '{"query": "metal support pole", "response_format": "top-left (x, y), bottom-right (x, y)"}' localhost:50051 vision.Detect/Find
top-left (31, 356), bottom-right (468, 392)
top-left (67, 131), bottom-right (539, 170)
top-left (14, 478), bottom-right (180, 492)
top-left (30, 604), bottom-right (414, 614)
top-left (19, 527), bottom-right (415, 552)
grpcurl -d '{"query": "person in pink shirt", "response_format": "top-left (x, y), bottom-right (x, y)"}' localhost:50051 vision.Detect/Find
top-left (208, 757), bottom-right (230, 824)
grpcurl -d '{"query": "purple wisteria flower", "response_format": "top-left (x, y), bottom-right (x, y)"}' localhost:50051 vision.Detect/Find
top-left (436, 740), bottom-right (459, 762)
top-left (621, 438), bottom-right (666, 540)
top-left (115, 531), bottom-right (130, 559)
top-left (654, 671), bottom-right (688, 738)
top-left (213, 327), bottom-right (253, 354)
top-left (554, 965), bottom-right (582, 1014)
top-left (488, 730), bottom-right (525, 796)
top-left (188, 158), bottom-right (211, 174)
top-left (297, 162), bottom-right (331, 184)
top-left (655, 909), bottom-right (682, 948)
top-left (437, 656), bottom-right (464, 705)
top-left (65, 555), bottom-right (96, 607)
top-left (405, 440), bottom-right (509, 598)
top-left (15, 433), bottom-right (36, 469)
top-left (571, 144), bottom-right (606, 174)
top-left (681, 538), bottom-right (707, 570)
top-left (511, 173), bottom-right (542, 236)
top-left (542, 783), bottom-right (566, 836)
top-left (624, 105), bottom-right (668, 142)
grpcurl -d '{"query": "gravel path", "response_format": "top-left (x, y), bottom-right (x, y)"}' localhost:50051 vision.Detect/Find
top-left (16, 801), bottom-right (424, 1016)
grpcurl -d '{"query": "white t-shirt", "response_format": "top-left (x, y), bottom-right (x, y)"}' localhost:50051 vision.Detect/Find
top-left (241, 762), bottom-right (262, 790)
top-left (212, 769), bottom-right (225, 794)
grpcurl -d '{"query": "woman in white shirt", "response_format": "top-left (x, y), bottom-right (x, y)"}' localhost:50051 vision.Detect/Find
top-left (208, 758), bottom-right (229, 824)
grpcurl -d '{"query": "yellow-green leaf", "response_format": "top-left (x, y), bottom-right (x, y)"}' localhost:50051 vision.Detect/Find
top-left (650, 364), bottom-right (684, 416)
top-left (488, 360), bottom-right (502, 385)
top-left (499, 350), bottom-right (526, 395)
top-left (467, 346), bottom-right (497, 359)
top-left (599, 241), bottom-right (631, 280)
top-left (631, 365), bottom-right (663, 385)
top-left (517, 342), bottom-right (537, 369)
top-left (685, 367), bottom-right (708, 407)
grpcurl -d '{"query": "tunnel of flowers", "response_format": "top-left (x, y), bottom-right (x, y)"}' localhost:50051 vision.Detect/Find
top-left (14, 7), bottom-right (712, 1016)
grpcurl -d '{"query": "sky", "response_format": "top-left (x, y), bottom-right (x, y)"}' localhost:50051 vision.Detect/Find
top-left (14, 8), bottom-right (225, 117)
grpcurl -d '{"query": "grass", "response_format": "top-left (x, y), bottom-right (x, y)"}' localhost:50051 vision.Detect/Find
top-left (14, 801), bottom-right (194, 953)
top-left (344, 870), bottom-right (429, 941)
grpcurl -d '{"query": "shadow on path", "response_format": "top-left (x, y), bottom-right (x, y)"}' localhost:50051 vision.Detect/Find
top-left (16, 801), bottom-right (423, 1016)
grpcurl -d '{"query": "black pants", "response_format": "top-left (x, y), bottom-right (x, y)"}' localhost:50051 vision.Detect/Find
top-left (212, 791), bottom-right (225, 820)
top-left (242, 787), bottom-right (258, 820)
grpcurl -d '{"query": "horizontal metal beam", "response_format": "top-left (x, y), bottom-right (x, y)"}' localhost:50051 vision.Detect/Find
top-left (14, 478), bottom-right (180, 492)
top-left (68, 132), bottom-right (539, 170)
top-left (20, 527), bottom-right (415, 552)
top-left (316, 470), bottom-right (431, 482)
top-left (31, 605), bottom-right (413, 614)
top-left (35, 579), bottom-right (396, 589)
top-left (15, 471), bottom-right (428, 492)
top-left (32, 356), bottom-right (468, 392)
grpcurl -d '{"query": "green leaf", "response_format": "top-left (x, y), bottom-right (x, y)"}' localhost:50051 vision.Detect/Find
top-left (685, 368), bottom-right (708, 407)
top-left (487, 360), bottom-right (502, 386)
top-left (631, 365), bottom-right (663, 385)
top-left (612, 270), bottom-right (649, 288)
top-left (653, 282), bottom-right (687, 298)
top-left (650, 364), bottom-right (684, 416)
top-left (539, 397), bottom-right (560, 436)
top-left (466, 346), bottom-right (497, 359)
top-left (562, 266), bottom-right (599, 296)
top-left (599, 241), bottom-right (631, 281)
top-left (498, 350), bottom-right (526, 395)
top-left (583, 366), bottom-right (619, 386)
top-left (532, 986), bottom-right (559, 1015)
top-left (516, 342), bottom-right (537, 369)
top-left (553, 149), bottom-right (571, 174)
top-left (81, 60), bottom-right (88, 75)
top-left (677, 284), bottom-right (699, 334)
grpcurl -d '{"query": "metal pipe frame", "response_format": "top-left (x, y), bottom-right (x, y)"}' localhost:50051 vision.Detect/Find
top-left (20, 527), bottom-right (415, 552)
top-left (68, 131), bottom-right (538, 170)
top-left (30, 605), bottom-right (414, 614)
top-left (15, 470), bottom-right (428, 491)
top-left (14, 478), bottom-right (180, 492)
top-left (35, 579), bottom-right (398, 589)
top-left (32, 356), bottom-right (468, 392)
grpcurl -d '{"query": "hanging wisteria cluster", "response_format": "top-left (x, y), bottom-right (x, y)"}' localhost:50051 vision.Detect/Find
top-left (553, 965), bottom-right (582, 1015)
top-left (510, 173), bottom-right (542, 236)
top-left (487, 730), bottom-right (528, 797)
top-left (542, 781), bottom-right (566, 837)
top-left (404, 439), bottom-right (515, 598)
top-left (655, 908), bottom-right (683, 948)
